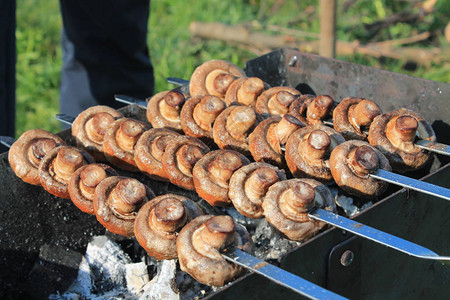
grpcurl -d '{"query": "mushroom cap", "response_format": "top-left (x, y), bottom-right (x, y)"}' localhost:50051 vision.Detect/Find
top-left (289, 95), bottom-right (335, 125)
top-left (134, 194), bottom-right (203, 260)
top-left (72, 105), bottom-right (123, 161)
top-left (162, 135), bottom-right (210, 190)
top-left (329, 140), bottom-right (391, 198)
top-left (224, 77), bottom-right (270, 107)
top-left (146, 90), bottom-right (187, 131)
top-left (255, 86), bottom-right (301, 117)
top-left (333, 97), bottom-right (382, 140)
top-left (103, 118), bottom-right (149, 172)
top-left (189, 60), bottom-right (245, 99)
top-left (39, 146), bottom-right (95, 199)
top-left (262, 178), bottom-right (336, 241)
top-left (134, 128), bottom-right (181, 181)
top-left (288, 94), bottom-right (316, 123)
top-left (229, 162), bottom-right (286, 219)
top-left (368, 108), bottom-right (436, 172)
top-left (177, 215), bottom-right (253, 287)
top-left (68, 163), bottom-right (118, 214)
top-left (193, 150), bottom-right (250, 207)
top-left (285, 125), bottom-right (345, 182)
top-left (93, 176), bottom-right (155, 237)
top-left (8, 129), bottom-right (65, 186)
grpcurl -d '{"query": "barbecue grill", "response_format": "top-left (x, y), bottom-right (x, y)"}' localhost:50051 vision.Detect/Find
top-left (1, 48), bottom-right (449, 299)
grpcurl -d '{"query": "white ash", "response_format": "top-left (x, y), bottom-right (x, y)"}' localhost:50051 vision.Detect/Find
top-left (141, 259), bottom-right (179, 300)
top-left (126, 262), bottom-right (150, 295)
top-left (328, 185), bottom-right (373, 217)
top-left (224, 207), bottom-right (261, 232)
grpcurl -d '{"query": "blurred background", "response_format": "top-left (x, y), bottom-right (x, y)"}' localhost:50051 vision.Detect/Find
top-left (15, 0), bottom-right (450, 136)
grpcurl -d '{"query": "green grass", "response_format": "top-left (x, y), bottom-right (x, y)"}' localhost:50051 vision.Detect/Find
top-left (15, 0), bottom-right (449, 137)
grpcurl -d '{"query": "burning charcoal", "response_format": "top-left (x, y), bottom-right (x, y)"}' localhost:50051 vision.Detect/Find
top-left (176, 270), bottom-right (216, 300)
top-left (140, 260), bottom-right (179, 300)
top-left (223, 206), bottom-right (261, 231)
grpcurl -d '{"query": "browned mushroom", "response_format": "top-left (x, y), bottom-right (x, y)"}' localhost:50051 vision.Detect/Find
top-left (192, 150), bottom-right (250, 207)
top-left (255, 86), bottom-right (301, 117)
top-left (212, 105), bottom-right (262, 156)
top-left (103, 118), bottom-right (149, 172)
top-left (68, 163), bottom-right (118, 214)
top-left (262, 178), bottom-right (336, 241)
top-left (162, 135), bottom-right (210, 190)
top-left (39, 146), bottom-right (95, 199)
top-left (329, 140), bottom-right (391, 198)
top-left (180, 95), bottom-right (226, 143)
top-left (8, 129), bottom-right (65, 186)
top-left (368, 108), bottom-right (436, 172)
top-left (72, 105), bottom-right (123, 161)
top-left (333, 97), bottom-right (382, 140)
top-left (285, 125), bottom-right (345, 182)
top-left (93, 176), bottom-right (155, 237)
top-left (189, 60), bottom-right (245, 99)
top-left (134, 128), bottom-right (181, 181)
top-left (229, 162), bottom-right (286, 219)
top-left (146, 90), bottom-right (188, 131)
top-left (134, 194), bottom-right (203, 260)
top-left (224, 77), bottom-right (270, 107)
top-left (248, 114), bottom-right (304, 168)
top-left (177, 215), bottom-right (253, 286)
top-left (289, 95), bottom-right (335, 125)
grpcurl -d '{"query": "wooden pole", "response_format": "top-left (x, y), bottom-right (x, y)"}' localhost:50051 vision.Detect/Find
top-left (320, 0), bottom-right (336, 58)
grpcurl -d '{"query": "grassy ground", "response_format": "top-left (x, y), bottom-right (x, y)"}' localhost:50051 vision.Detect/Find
top-left (15, 0), bottom-right (449, 137)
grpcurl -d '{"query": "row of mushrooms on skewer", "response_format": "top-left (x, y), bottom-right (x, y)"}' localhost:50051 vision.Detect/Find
top-left (7, 58), bottom-right (438, 288)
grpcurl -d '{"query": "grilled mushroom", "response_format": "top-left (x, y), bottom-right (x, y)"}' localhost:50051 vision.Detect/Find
top-left (368, 108), bottom-right (436, 172)
top-left (248, 114), bottom-right (304, 168)
top-left (103, 118), bottom-right (149, 172)
top-left (224, 77), bottom-right (269, 107)
top-left (333, 97), bottom-right (382, 140)
top-left (329, 140), bottom-right (391, 198)
top-left (177, 215), bottom-right (253, 286)
top-left (8, 129), bottom-right (65, 186)
top-left (229, 162), bottom-right (286, 219)
top-left (285, 125), bottom-right (345, 182)
top-left (68, 163), bottom-right (118, 214)
top-left (193, 150), bottom-right (250, 207)
top-left (189, 60), bottom-right (245, 99)
top-left (180, 95), bottom-right (226, 143)
top-left (255, 86), bottom-right (301, 117)
top-left (146, 90), bottom-right (188, 132)
top-left (213, 105), bottom-right (262, 156)
top-left (39, 146), bottom-right (95, 199)
top-left (72, 105), bottom-right (123, 161)
top-left (134, 194), bottom-right (203, 260)
top-left (93, 176), bottom-right (155, 237)
top-left (162, 135), bottom-right (210, 190)
top-left (289, 95), bottom-right (334, 125)
top-left (134, 128), bottom-right (181, 181)
top-left (262, 178), bottom-right (336, 241)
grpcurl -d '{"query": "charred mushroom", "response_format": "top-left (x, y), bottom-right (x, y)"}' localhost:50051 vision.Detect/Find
top-left (189, 60), bottom-right (245, 99)
top-left (146, 90), bottom-right (188, 132)
top-left (333, 97), bottom-right (382, 140)
top-left (262, 178), bottom-right (336, 241)
top-left (162, 135), bottom-right (210, 190)
top-left (68, 163), bottom-right (118, 214)
top-left (134, 128), bottom-right (181, 181)
top-left (103, 118), bottom-right (149, 172)
top-left (134, 194), bottom-right (203, 260)
top-left (368, 108), bottom-right (436, 172)
top-left (248, 114), bottom-right (304, 168)
top-left (39, 146), bottom-right (95, 199)
top-left (289, 95), bottom-right (335, 125)
top-left (212, 105), bottom-right (262, 156)
top-left (229, 162), bottom-right (286, 219)
top-left (192, 150), bottom-right (250, 207)
top-left (72, 105), bottom-right (123, 161)
top-left (329, 140), bottom-right (391, 198)
top-left (285, 125), bottom-right (345, 182)
top-left (180, 95), bottom-right (226, 143)
top-left (177, 215), bottom-right (253, 286)
top-left (255, 86), bottom-right (301, 117)
top-left (224, 77), bottom-right (269, 107)
top-left (94, 176), bottom-right (155, 237)
top-left (8, 129), bottom-right (65, 186)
